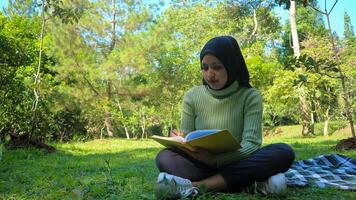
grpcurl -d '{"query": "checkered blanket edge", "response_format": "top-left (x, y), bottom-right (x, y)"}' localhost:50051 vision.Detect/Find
top-left (285, 153), bottom-right (356, 190)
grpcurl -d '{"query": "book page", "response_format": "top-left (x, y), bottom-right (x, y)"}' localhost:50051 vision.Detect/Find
top-left (185, 129), bottom-right (221, 141)
top-left (151, 135), bottom-right (185, 142)
top-left (151, 135), bottom-right (196, 151)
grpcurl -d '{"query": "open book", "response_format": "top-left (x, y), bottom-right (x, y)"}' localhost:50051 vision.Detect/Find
top-left (151, 129), bottom-right (240, 154)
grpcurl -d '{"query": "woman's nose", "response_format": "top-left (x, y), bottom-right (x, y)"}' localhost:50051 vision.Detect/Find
top-left (207, 68), bottom-right (215, 77)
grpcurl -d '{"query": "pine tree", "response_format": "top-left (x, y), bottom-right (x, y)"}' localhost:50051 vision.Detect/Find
top-left (343, 11), bottom-right (354, 39)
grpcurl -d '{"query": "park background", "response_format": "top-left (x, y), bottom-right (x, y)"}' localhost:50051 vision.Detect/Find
top-left (0, 0), bottom-right (355, 199)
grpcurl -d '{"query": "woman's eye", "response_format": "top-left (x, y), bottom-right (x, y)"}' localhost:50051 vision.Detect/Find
top-left (201, 64), bottom-right (209, 71)
top-left (201, 64), bottom-right (224, 71)
top-left (211, 65), bottom-right (223, 71)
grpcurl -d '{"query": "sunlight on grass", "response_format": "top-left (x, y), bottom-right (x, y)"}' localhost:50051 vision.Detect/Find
top-left (264, 124), bottom-right (356, 159)
top-left (1, 125), bottom-right (355, 199)
top-left (57, 139), bottom-right (161, 155)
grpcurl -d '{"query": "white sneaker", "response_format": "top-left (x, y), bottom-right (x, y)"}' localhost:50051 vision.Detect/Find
top-left (154, 172), bottom-right (199, 199)
top-left (255, 173), bottom-right (287, 196)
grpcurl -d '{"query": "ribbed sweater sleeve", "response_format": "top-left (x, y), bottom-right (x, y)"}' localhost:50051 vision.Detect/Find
top-left (180, 92), bottom-right (195, 135)
top-left (215, 90), bottom-right (263, 166)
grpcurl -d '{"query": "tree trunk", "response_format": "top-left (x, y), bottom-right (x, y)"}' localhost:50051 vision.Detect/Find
top-left (100, 125), bottom-right (105, 139)
top-left (141, 125), bottom-right (145, 139)
top-left (140, 111), bottom-right (146, 139)
top-left (30, 0), bottom-right (46, 139)
top-left (324, 106), bottom-right (330, 136)
top-left (124, 126), bottom-right (129, 139)
top-left (299, 93), bottom-right (313, 136)
top-left (324, 9), bottom-right (355, 138)
top-left (310, 108), bottom-right (315, 134)
top-left (290, 0), bottom-right (312, 136)
top-left (103, 0), bottom-right (117, 137)
top-left (249, 8), bottom-right (258, 40)
top-left (117, 99), bottom-right (130, 139)
top-left (110, 0), bottom-right (116, 52)
top-left (289, 0), bottom-right (300, 57)
top-left (104, 109), bottom-right (114, 137)
top-left (338, 71), bottom-right (355, 138)
top-left (170, 104), bottom-right (175, 134)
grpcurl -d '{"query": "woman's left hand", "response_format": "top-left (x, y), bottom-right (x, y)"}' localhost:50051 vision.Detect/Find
top-left (178, 147), bottom-right (217, 167)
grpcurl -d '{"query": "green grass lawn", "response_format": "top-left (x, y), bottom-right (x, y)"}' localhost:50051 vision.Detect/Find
top-left (1, 125), bottom-right (355, 200)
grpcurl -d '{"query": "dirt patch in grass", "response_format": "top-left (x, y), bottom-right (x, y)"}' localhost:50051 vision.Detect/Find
top-left (336, 137), bottom-right (356, 151)
top-left (334, 124), bottom-right (356, 150)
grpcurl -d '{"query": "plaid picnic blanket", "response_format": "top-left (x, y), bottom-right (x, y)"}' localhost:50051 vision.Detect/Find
top-left (285, 154), bottom-right (356, 190)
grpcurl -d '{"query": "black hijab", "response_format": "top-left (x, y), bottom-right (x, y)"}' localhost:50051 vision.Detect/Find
top-left (200, 36), bottom-right (251, 89)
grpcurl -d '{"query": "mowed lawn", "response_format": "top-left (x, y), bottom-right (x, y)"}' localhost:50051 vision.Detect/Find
top-left (1, 125), bottom-right (355, 200)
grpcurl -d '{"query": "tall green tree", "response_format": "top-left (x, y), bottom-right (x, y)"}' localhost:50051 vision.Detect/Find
top-left (309, 0), bottom-right (355, 138)
top-left (343, 11), bottom-right (354, 40)
top-left (300, 34), bottom-right (339, 135)
top-left (0, 0), bottom-right (84, 147)
top-left (30, 0), bottom-right (82, 139)
top-left (274, 0), bottom-right (317, 135)
top-left (0, 13), bottom-right (56, 145)
top-left (48, 0), bottom-right (154, 138)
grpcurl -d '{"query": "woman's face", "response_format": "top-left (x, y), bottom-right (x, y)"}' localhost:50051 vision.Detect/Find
top-left (201, 54), bottom-right (228, 90)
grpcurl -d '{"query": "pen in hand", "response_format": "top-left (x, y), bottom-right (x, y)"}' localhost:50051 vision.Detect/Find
top-left (169, 129), bottom-right (184, 137)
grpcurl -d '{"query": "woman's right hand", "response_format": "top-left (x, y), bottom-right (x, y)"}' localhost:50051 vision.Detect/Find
top-left (169, 129), bottom-right (184, 137)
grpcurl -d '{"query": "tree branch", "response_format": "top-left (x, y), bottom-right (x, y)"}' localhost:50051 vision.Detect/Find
top-left (82, 74), bottom-right (101, 96)
top-left (71, 57), bottom-right (101, 97)
top-left (328, 0), bottom-right (338, 15)
top-left (308, 4), bottom-right (326, 15)
top-left (249, 8), bottom-right (258, 40)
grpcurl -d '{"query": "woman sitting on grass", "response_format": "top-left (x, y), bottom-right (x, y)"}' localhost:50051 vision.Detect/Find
top-left (154, 36), bottom-right (295, 199)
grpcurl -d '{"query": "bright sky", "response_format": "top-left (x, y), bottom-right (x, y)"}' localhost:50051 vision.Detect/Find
top-left (275, 0), bottom-right (356, 38)
top-left (1, 0), bottom-right (355, 38)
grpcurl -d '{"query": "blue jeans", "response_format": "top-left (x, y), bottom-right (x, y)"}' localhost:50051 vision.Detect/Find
top-left (155, 143), bottom-right (295, 192)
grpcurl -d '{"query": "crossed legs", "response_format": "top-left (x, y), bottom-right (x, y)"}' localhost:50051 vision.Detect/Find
top-left (155, 143), bottom-right (295, 192)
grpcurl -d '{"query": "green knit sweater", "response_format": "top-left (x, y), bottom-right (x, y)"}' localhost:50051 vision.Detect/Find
top-left (180, 81), bottom-right (263, 167)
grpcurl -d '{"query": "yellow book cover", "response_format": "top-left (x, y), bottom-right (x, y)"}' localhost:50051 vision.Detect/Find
top-left (151, 129), bottom-right (240, 154)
